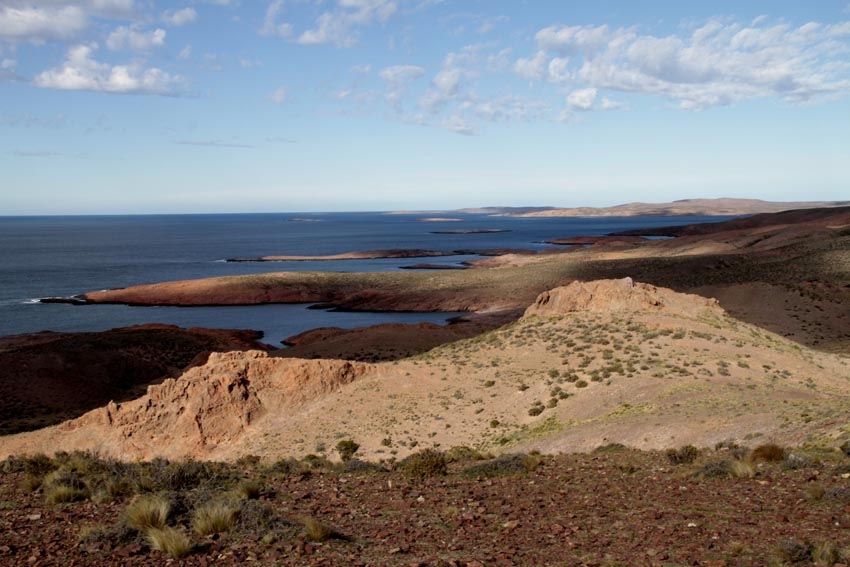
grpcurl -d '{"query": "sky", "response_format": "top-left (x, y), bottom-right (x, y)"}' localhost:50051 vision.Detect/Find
top-left (1, 1), bottom-right (849, 214)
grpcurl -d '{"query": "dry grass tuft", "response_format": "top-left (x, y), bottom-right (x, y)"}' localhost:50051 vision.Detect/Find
top-left (146, 526), bottom-right (193, 558)
top-left (750, 443), bottom-right (785, 463)
top-left (301, 516), bottom-right (334, 542)
top-left (193, 501), bottom-right (239, 536)
top-left (123, 495), bottom-right (170, 532)
top-left (397, 449), bottom-right (447, 479)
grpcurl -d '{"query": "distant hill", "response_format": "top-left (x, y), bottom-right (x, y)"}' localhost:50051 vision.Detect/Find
top-left (484, 198), bottom-right (850, 218)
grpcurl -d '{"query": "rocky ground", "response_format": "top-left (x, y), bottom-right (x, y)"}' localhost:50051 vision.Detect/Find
top-left (2, 445), bottom-right (850, 566)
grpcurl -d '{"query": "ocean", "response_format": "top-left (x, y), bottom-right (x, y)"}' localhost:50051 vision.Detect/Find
top-left (0, 212), bottom-right (722, 345)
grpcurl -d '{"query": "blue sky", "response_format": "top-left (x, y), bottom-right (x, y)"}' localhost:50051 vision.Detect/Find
top-left (1, 1), bottom-right (849, 214)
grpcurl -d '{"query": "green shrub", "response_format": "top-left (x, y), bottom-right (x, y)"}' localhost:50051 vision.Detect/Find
top-left (336, 439), bottom-right (360, 462)
top-left (398, 449), bottom-right (447, 479)
top-left (666, 445), bottom-right (699, 465)
top-left (461, 454), bottom-right (541, 478)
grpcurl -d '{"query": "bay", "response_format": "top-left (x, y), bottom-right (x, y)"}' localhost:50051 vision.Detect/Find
top-left (0, 212), bottom-right (721, 345)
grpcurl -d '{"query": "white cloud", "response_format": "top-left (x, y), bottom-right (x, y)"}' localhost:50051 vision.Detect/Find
top-left (567, 87), bottom-right (597, 110)
top-left (513, 50), bottom-right (547, 81)
top-left (0, 5), bottom-right (88, 43)
top-left (518, 18), bottom-right (850, 111)
top-left (262, 0), bottom-right (398, 47)
top-left (162, 8), bottom-right (197, 27)
top-left (34, 43), bottom-right (183, 95)
top-left (106, 25), bottom-right (166, 51)
top-left (268, 86), bottom-right (287, 104)
top-left (178, 44), bottom-right (192, 59)
top-left (259, 0), bottom-right (293, 38)
top-left (379, 64), bottom-right (425, 109)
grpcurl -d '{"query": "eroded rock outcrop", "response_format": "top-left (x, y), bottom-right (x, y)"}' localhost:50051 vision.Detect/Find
top-left (524, 277), bottom-right (723, 318)
top-left (1, 352), bottom-right (373, 460)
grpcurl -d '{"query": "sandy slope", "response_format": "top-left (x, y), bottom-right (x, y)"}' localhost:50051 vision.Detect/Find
top-left (3, 279), bottom-right (849, 463)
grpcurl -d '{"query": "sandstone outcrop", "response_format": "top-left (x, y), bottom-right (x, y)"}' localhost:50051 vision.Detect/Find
top-left (0, 352), bottom-right (373, 461)
top-left (523, 277), bottom-right (723, 318)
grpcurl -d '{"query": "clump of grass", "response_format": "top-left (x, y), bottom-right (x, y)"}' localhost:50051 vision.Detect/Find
top-left (693, 458), bottom-right (755, 479)
top-left (772, 539), bottom-right (811, 564)
top-left (397, 449), bottom-right (447, 479)
top-left (123, 495), bottom-right (171, 532)
top-left (146, 526), bottom-right (193, 558)
top-left (45, 483), bottom-right (90, 504)
top-left (192, 501), bottom-right (239, 536)
top-left (301, 516), bottom-right (334, 542)
top-left (811, 541), bottom-right (840, 565)
top-left (750, 443), bottom-right (785, 463)
top-left (43, 470), bottom-right (90, 503)
top-left (232, 480), bottom-right (263, 501)
top-left (666, 445), bottom-right (699, 465)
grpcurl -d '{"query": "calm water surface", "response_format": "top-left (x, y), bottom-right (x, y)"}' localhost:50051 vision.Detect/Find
top-left (0, 212), bottom-right (724, 345)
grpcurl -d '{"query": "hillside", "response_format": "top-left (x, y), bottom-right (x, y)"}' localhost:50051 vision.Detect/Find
top-left (2, 279), bottom-right (848, 463)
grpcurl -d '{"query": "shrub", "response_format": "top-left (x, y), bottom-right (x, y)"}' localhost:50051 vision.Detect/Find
top-left (594, 443), bottom-right (627, 453)
top-left (750, 443), bottom-right (785, 463)
top-left (574, 380), bottom-right (588, 388)
top-left (146, 527), bottom-right (193, 558)
top-left (666, 445), bottom-right (699, 465)
top-left (444, 446), bottom-right (486, 463)
top-left (398, 449), bottom-right (447, 479)
top-left (124, 495), bottom-right (171, 532)
top-left (336, 439), bottom-right (360, 462)
top-left (193, 501), bottom-right (239, 536)
top-left (461, 454), bottom-right (541, 478)
top-left (43, 470), bottom-right (90, 503)
top-left (693, 459), bottom-right (754, 479)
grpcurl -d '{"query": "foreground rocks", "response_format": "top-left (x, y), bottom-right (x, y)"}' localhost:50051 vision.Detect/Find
top-left (2, 447), bottom-right (850, 566)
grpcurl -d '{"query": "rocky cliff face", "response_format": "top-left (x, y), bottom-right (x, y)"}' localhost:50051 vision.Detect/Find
top-left (1, 352), bottom-right (373, 461)
top-left (523, 277), bottom-right (723, 318)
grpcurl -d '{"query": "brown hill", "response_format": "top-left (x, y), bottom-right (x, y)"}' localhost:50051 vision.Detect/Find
top-left (2, 279), bottom-right (847, 462)
top-left (513, 198), bottom-right (850, 217)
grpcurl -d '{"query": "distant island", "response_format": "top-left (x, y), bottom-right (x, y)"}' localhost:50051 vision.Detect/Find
top-left (458, 198), bottom-right (850, 218)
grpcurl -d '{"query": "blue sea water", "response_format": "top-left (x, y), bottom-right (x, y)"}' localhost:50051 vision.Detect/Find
top-left (0, 212), bottom-right (723, 345)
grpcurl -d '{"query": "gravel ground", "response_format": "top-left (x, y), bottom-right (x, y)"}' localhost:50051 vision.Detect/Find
top-left (2, 448), bottom-right (850, 567)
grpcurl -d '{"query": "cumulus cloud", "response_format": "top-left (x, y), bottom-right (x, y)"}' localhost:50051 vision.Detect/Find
top-left (34, 43), bottom-right (183, 95)
top-left (106, 25), bottom-right (166, 51)
top-left (520, 18), bottom-right (850, 110)
top-left (262, 0), bottom-right (398, 47)
top-left (567, 87), bottom-right (597, 110)
top-left (0, 1), bottom-right (138, 43)
top-left (0, 5), bottom-right (88, 43)
top-left (513, 50), bottom-right (546, 80)
top-left (162, 8), bottom-right (198, 27)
